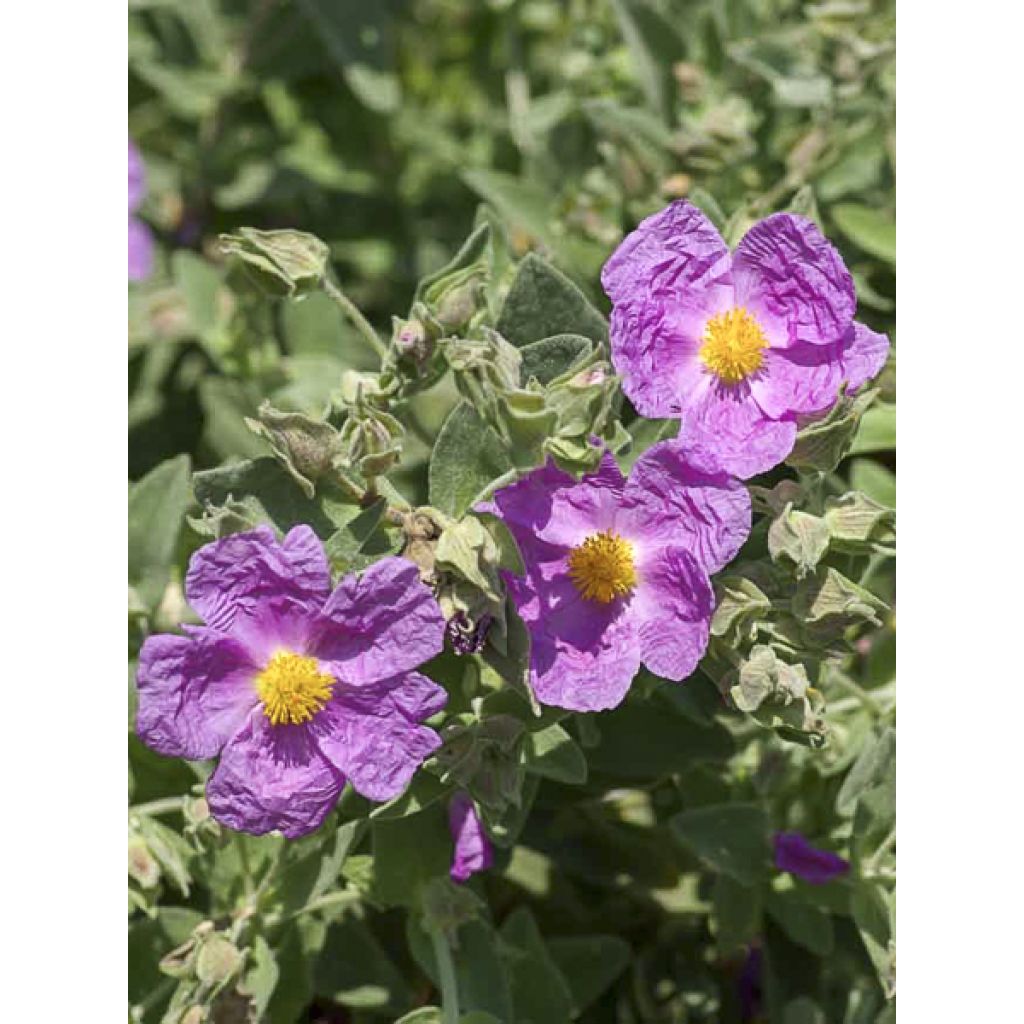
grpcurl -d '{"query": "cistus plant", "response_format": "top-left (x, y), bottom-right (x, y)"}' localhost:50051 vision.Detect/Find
top-left (129, 3), bottom-right (895, 1023)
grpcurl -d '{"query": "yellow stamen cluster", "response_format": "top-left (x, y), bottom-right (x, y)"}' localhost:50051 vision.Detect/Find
top-left (256, 651), bottom-right (334, 726)
top-left (567, 530), bottom-right (637, 604)
top-left (699, 306), bottom-right (768, 384)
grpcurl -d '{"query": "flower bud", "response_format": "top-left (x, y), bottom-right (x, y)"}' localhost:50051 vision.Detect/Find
top-left (245, 402), bottom-right (343, 499)
top-left (196, 934), bottom-right (242, 987)
top-left (219, 228), bottom-right (330, 298)
top-left (337, 389), bottom-right (404, 481)
top-left (128, 834), bottom-right (161, 889)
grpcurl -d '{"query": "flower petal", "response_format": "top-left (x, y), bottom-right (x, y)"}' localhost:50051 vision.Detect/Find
top-left (206, 712), bottom-right (345, 838)
top-left (311, 557), bottom-right (445, 685)
top-left (601, 199), bottom-right (733, 306)
top-left (733, 214), bottom-right (855, 347)
top-left (773, 832), bottom-right (850, 885)
top-left (609, 297), bottom-right (718, 418)
top-left (749, 343), bottom-right (843, 419)
top-left (838, 320), bottom-right (890, 391)
top-left (620, 439), bottom-right (751, 574)
top-left (128, 139), bottom-right (146, 213)
top-left (449, 793), bottom-right (494, 883)
top-left (136, 628), bottom-right (259, 760)
top-left (519, 571), bottom-right (642, 713)
top-left (128, 217), bottom-right (155, 282)
top-left (316, 672), bottom-right (446, 802)
top-left (184, 526), bottom-right (330, 640)
top-left (678, 378), bottom-right (797, 479)
top-left (630, 546), bottom-right (714, 681)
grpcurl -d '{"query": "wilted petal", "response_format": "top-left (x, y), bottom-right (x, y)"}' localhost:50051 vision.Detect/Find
top-left (773, 831), bottom-right (850, 884)
top-left (136, 627), bottom-right (259, 760)
top-left (449, 793), bottom-right (494, 883)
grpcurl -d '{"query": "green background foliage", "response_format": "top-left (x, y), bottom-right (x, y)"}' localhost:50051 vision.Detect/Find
top-left (129, 1), bottom-right (895, 1022)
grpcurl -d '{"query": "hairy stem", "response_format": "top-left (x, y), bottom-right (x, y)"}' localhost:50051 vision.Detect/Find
top-left (428, 925), bottom-right (460, 1024)
top-left (323, 278), bottom-right (388, 360)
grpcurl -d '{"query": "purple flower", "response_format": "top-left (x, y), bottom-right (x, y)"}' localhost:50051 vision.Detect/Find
top-left (737, 946), bottom-right (764, 1023)
top-left (602, 201), bottom-right (891, 479)
top-left (448, 792), bottom-right (493, 882)
top-left (773, 831), bottom-right (850, 885)
top-left (136, 526), bottom-right (447, 838)
top-left (129, 138), bottom-right (155, 281)
top-left (482, 442), bottom-right (750, 712)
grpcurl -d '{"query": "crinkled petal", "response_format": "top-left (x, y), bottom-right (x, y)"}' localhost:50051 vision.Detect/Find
top-left (773, 832), bottom-right (850, 885)
top-left (610, 297), bottom-right (721, 418)
top-left (602, 199), bottom-right (733, 305)
top-left (749, 343), bottom-right (843, 420)
top-left (184, 526), bottom-right (330, 645)
top-left (136, 628), bottom-right (259, 760)
top-left (449, 793), bottom-right (494, 883)
top-left (206, 712), bottom-right (345, 838)
top-left (315, 672), bottom-right (446, 802)
top-left (486, 454), bottom-right (625, 553)
top-left (733, 214), bottom-right (855, 347)
top-left (838, 320), bottom-right (890, 391)
top-left (311, 557), bottom-right (445, 685)
top-left (128, 217), bottom-right (155, 282)
top-left (630, 546), bottom-right (714, 681)
top-left (519, 570), bottom-right (641, 712)
top-left (620, 439), bottom-right (751, 574)
top-left (128, 138), bottom-right (145, 212)
top-left (678, 377), bottom-right (797, 480)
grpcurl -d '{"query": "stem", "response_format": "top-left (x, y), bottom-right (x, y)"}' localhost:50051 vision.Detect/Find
top-left (323, 279), bottom-right (388, 361)
top-left (865, 828), bottom-right (896, 874)
top-left (428, 925), bottom-right (460, 1024)
top-left (828, 671), bottom-right (883, 716)
top-left (129, 796), bottom-right (184, 818)
top-left (235, 833), bottom-right (254, 901)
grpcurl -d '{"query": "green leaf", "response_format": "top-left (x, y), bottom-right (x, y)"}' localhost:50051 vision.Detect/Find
top-left (523, 723), bottom-right (588, 784)
top-left (546, 935), bottom-right (631, 1016)
top-left (269, 819), bottom-right (366, 917)
top-left (315, 916), bottom-right (413, 1013)
top-left (837, 728), bottom-right (896, 816)
top-left (831, 204), bottom-right (896, 264)
top-left (587, 699), bottom-right (734, 779)
top-left (610, 0), bottom-right (687, 121)
top-left (669, 803), bottom-right (772, 885)
top-left (519, 334), bottom-right (593, 386)
top-left (296, 0), bottom-right (400, 113)
top-left (198, 377), bottom-right (268, 461)
top-left (429, 402), bottom-right (513, 517)
top-left (192, 457), bottom-right (363, 540)
top-left (370, 772), bottom-right (449, 820)
top-left (850, 403), bottom-right (896, 455)
top-left (172, 250), bottom-right (221, 335)
top-left (370, 803), bottom-right (452, 907)
top-left (500, 908), bottom-right (575, 1024)
top-left (407, 916), bottom-right (515, 1022)
top-left (765, 891), bottom-right (834, 955)
top-left (281, 290), bottom-right (378, 367)
top-left (416, 222), bottom-right (492, 306)
top-left (128, 908), bottom-right (203, 1007)
top-left (238, 935), bottom-right (278, 1015)
top-left (849, 459), bottom-right (896, 509)
top-left (128, 454), bottom-right (191, 610)
top-left (712, 875), bottom-right (763, 955)
top-left (462, 169), bottom-right (557, 251)
top-left (496, 254), bottom-right (608, 346)
top-left (324, 498), bottom-right (401, 572)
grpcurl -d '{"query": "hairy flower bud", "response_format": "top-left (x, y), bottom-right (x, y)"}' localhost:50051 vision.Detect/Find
top-left (219, 228), bottom-right (330, 298)
top-left (245, 402), bottom-right (342, 498)
top-left (337, 389), bottom-right (404, 481)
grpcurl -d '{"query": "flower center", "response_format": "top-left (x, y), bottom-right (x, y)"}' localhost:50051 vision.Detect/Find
top-left (699, 307), bottom-right (768, 383)
top-left (567, 530), bottom-right (637, 603)
top-left (256, 651), bottom-right (334, 726)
